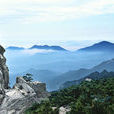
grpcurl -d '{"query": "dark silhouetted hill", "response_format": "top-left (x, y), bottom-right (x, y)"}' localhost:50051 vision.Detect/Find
top-left (29, 45), bottom-right (67, 51)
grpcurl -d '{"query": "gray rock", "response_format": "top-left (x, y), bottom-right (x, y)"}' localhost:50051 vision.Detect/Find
top-left (13, 77), bottom-right (35, 95)
top-left (0, 89), bottom-right (5, 104)
top-left (27, 81), bottom-right (48, 98)
top-left (0, 77), bottom-right (49, 114)
top-left (14, 77), bottom-right (49, 97)
top-left (0, 45), bottom-right (9, 105)
top-left (0, 89), bottom-right (41, 114)
top-left (0, 45), bottom-right (9, 89)
top-left (0, 45), bottom-right (49, 114)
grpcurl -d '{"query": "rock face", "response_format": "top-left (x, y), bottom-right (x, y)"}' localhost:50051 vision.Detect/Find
top-left (0, 45), bottom-right (9, 105)
top-left (0, 45), bottom-right (49, 114)
top-left (0, 77), bottom-right (49, 114)
top-left (0, 45), bottom-right (9, 89)
top-left (13, 77), bottom-right (48, 98)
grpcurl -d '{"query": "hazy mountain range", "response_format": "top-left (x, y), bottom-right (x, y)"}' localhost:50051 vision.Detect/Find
top-left (6, 41), bottom-right (114, 91)
top-left (7, 41), bottom-right (114, 52)
top-left (7, 46), bottom-right (24, 50)
top-left (12, 58), bottom-right (114, 91)
top-left (30, 45), bottom-right (67, 51)
top-left (7, 45), bottom-right (67, 51)
top-left (60, 70), bottom-right (114, 89)
top-left (49, 58), bottom-right (114, 90)
top-left (78, 41), bottom-right (114, 52)
top-left (10, 69), bottom-right (60, 91)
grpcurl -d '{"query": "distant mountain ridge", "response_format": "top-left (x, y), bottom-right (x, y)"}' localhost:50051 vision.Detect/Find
top-left (30, 45), bottom-right (67, 51)
top-left (10, 68), bottom-right (60, 91)
top-left (7, 45), bottom-right (67, 51)
top-left (78, 41), bottom-right (114, 52)
top-left (60, 70), bottom-right (114, 89)
top-left (7, 46), bottom-right (25, 50)
top-left (49, 58), bottom-right (114, 90)
top-left (7, 41), bottom-right (114, 52)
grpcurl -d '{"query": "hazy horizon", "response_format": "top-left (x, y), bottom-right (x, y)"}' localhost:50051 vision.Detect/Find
top-left (1, 40), bottom-right (114, 51)
top-left (0, 0), bottom-right (114, 49)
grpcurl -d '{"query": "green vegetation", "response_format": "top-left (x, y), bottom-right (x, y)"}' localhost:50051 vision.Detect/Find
top-left (23, 73), bottom-right (33, 82)
top-left (25, 101), bottom-right (59, 114)
top-left (25, 77), bottom-right (114, 114)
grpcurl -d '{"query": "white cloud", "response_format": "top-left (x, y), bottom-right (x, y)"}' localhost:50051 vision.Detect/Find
top-left (0, 0), bottom-right (114, 23)
top-left (21, 49), bottom-right (55, 55)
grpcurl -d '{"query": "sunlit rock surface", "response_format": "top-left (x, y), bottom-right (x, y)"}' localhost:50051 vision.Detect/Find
top-left (0, 45), bottom-right (49, 114)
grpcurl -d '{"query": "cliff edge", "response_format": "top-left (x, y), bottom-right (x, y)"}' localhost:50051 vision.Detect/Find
top-left (0, 45), bottom-right (49, 114)
top-left (0, 45), bottom-right (9, 89)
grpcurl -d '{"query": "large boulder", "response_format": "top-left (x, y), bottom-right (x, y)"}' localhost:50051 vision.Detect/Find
top-left (0, 77), bottom-right (49, 114)
top-left (14, 77), bottom-right (49, 98)
top-left (0, 89), bottom-right (41, 114)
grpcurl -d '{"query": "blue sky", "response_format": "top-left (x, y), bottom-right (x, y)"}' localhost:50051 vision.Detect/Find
top-left (0, 0), bottom-right (114, 49)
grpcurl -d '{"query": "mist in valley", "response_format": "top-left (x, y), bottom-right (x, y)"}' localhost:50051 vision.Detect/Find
top-left (5, 48), bottom-right (114, 91)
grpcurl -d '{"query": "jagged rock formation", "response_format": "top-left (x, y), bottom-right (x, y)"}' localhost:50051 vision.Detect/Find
top-left (0, 45), bottom-right (9, 89)
top-left (0, 45), bottom-right (49, 114)
top-left (0, 45), bottom-right (9, 105)
top-left (0, 77), bottom-right (49, 114)
top-left (13, 77), bottom-right (48, 98)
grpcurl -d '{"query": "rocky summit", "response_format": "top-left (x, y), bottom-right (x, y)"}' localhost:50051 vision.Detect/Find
top-left (0, 45), bottom-right (49, 114)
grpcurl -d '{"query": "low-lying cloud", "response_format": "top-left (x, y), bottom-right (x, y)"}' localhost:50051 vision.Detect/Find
top-left (21, 49), bottom-right (55, 55)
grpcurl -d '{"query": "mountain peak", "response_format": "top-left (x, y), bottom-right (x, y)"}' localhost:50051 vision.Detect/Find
top-left (78, 41), bottom-right (114, 52)
top-left (7, 46), bottom-right (24, 50)
top-left (30, 45), bottom-right (67, 51)
top-left (94, 41), bottom-right (113, 46)
top-left (6, 45), bottom-right (67, 51)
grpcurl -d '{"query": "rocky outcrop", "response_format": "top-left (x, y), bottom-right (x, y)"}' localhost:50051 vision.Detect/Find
top-left (0, 45), bottom-right (9, 105)
top-left (14, 77), bottom-right (48, 98)
top-left (0, 45), bottom-right (49, 114)
top-left (0, 45), bottom-right (9, 89)
top-left (59, 106), bottom-right (71, 114)
top-left (0, 77), bottom-right (49, 114)
top-left (0, 76), bottom-right (49, 114)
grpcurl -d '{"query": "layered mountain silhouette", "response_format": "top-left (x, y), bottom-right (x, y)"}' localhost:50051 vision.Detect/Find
top-left (10, 68), bottom-right (60, 91)
top-left (49, 58), bottom-right (114, 90)
top-left (7, 46), bottom-right (25, 50)
top-left (7, 45), bottom-right (67, 51)
top-left (60, 70), bottom-right (114, 89)
top-left (78, 41), bottom-right (114, 52)
top-left (7, 41), bottom-right (114, 52)
top-left (29, 45), bottom-right (67, 51)
top-left (23, 68), bottom-right (60, 82)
